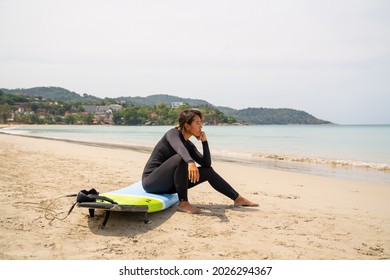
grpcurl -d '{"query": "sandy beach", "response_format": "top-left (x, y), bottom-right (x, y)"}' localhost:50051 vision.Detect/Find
top-left (0, 132), bottom-right (389, 260)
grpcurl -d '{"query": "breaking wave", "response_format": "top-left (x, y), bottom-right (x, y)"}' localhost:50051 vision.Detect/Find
top-left (253, 153), bottom-right (390, 172)
top-left (209, 148), bottom-right (390, 173)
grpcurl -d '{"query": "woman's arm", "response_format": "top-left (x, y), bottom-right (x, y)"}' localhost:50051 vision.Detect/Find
top-left (189, 133), bottom-right (211, 167)
top-left (166, 128), bottom-right (194, 163)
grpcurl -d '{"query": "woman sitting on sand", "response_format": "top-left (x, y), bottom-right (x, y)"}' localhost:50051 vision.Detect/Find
top-left (142, 109), bottom-right (258, 214)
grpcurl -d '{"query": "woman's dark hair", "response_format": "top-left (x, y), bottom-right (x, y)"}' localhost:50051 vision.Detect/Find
top-left (177, 109), bottom-right (203, 132)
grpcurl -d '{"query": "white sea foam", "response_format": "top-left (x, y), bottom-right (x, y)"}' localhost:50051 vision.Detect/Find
top-left (1, 127), bottom-right (32, 135)
top-left (3, 124), bottom-right (390, 184)
top-left (251, 153), bottom-right (390, 172)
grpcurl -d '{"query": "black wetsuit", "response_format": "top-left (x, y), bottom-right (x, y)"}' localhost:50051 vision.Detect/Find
top-left (142, 128), bottom-right (239, 202)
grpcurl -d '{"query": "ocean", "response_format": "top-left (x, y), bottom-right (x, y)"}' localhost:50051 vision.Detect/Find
top-left (3, 124), bottom-right (390, 185)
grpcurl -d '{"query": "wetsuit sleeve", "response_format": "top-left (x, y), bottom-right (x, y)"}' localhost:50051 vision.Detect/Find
top-left (189, 141), bottom-right (211, 167)
top-left (166, 129), bottom-right (194, 164)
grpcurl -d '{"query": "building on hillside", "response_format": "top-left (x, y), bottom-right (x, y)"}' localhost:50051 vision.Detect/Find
top-left (36, 108), bottom-right (47, 116)
top-left (171, 102), bottom-right (183, 109)
top-left (83, 104), bottom-right (123, 124)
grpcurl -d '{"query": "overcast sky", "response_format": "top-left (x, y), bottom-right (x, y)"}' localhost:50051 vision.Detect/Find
top-left (1, 0), bottom-right (389, 124)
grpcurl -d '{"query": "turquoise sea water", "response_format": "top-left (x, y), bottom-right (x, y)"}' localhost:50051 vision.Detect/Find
top-left (3, 125), bottom-right (390, 185)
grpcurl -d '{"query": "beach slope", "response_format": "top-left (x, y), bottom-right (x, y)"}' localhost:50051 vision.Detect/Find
top-left (0, 133), bottom-right (389, 260)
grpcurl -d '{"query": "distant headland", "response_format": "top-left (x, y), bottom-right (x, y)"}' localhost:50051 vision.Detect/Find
top-left (0, 87), bottom-right (332, 125)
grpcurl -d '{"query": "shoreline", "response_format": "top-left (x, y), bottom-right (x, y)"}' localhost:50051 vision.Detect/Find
top-left (1, 132), bottom-right (390, 260)
top-left (0, 129), bottom-right (155, 153)
top-left (1, 126), bottom-right (389, 186)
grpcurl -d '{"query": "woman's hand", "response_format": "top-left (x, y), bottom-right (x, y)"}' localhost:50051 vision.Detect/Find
top-left (197, 131), bottom-right (207, 142)
top-left (188, 162), bottom-right (199, 183)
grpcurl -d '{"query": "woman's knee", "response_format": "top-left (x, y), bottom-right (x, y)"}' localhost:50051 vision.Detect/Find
top-left (170, 154), bottom-right (187, 170)
top-left (199, 166), bottom-right (215, 177)
top-left (170, 154), bottom-right (185, 164)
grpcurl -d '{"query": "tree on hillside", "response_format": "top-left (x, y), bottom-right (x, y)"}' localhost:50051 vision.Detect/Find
top-left (0, 104), bottom-right (11, 123)
top-left (64, 114), bottom-right (76, 124)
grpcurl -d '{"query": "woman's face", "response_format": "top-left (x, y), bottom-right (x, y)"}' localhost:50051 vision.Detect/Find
top-left (186, 115), bottom-right (202, 138)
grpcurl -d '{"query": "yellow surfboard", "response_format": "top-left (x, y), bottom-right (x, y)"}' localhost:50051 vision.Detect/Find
top-left (78, 181), bottom-right (178, 228)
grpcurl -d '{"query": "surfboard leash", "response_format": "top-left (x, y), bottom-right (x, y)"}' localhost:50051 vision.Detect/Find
top-left (43, 193), bottom-right (79, 223)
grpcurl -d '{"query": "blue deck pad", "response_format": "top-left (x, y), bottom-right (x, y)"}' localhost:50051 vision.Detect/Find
top-left (102, 181), bottom-right (179, 212)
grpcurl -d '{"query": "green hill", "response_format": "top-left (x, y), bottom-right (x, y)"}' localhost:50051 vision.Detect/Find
top-left (1, 87), bottom-right (101, 104)
top-left (114, 94), bottom-right (213, 107)
top-left (218, 107), bottom-right (331, 124)
top-left (1, 86), bottom-right (332, 124)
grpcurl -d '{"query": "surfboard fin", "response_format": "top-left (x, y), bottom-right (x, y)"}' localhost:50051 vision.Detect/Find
top-left (77, 202), bottom-right (149, 228)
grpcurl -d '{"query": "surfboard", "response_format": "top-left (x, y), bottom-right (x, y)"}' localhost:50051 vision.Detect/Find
top-left (77, 181), bottom-right (179, 228)
top-left (100, 181), bottom-right (179, 213)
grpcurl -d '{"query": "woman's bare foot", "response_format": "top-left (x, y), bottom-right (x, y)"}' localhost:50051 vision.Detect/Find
top-left (178, 201), bottom-right (202, 214)
top-left (234, 195), bottom-right (259, 207)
